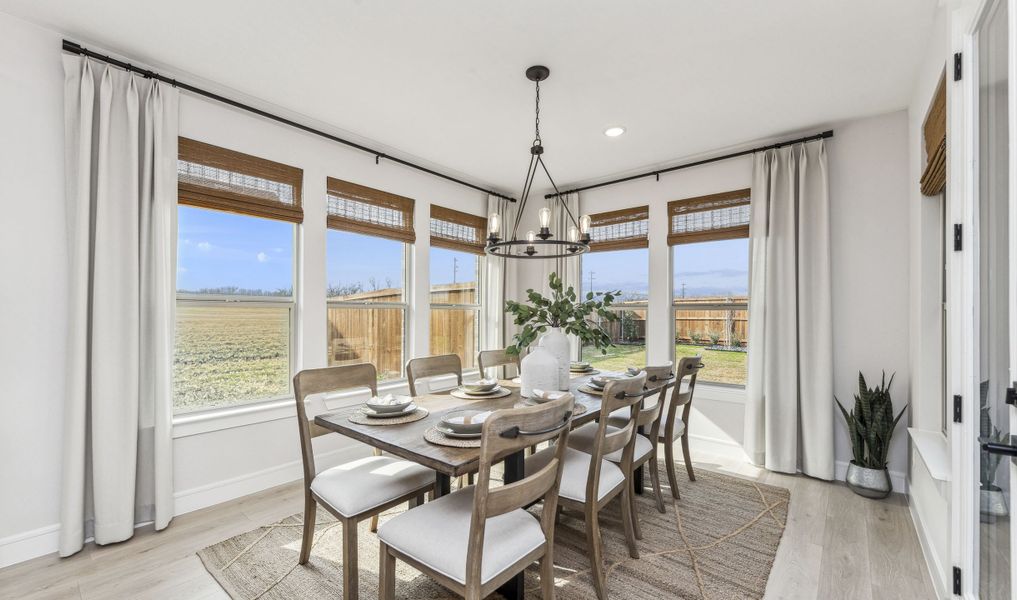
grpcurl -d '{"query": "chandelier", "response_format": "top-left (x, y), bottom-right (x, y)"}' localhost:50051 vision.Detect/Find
top-left (485, 66), bottom-right (592, 259)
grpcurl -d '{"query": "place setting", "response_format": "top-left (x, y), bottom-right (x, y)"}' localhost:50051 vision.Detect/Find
top-left (347, 393), bottom-right (429, 425)
top-left (516, 388), bottom-right (588, 416)
top-left (568, 360), bottom-right (599, 377)
top-left (448, 377), bottom-right (512, 400)
top-left (577, 372), bottom-right (632, 395)
top-left (424, 408), bottom-right (491, 448)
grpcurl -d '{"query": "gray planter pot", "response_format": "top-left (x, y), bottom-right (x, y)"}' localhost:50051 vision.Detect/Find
top-left (846, 461), bottom-right (892, 499)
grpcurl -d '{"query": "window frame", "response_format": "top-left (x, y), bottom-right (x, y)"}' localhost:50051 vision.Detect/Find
top-left (428, 248), bottom-right (485, 370)
top-left (173, 209), bottom-right (298, 415)
top-left (578, 246), bottom-right (650, 363)
top-left (325, 234), bottom-right (412, 380)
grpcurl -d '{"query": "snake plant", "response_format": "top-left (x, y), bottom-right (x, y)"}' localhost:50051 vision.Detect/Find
top-left (835, 371), bottom-right (907, 469)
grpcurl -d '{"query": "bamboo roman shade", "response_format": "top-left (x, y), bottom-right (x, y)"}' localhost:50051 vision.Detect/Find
top-left (668, 188), bottom-right (751, 245)
top-left (920, 74), bottom-right (947, 196)
top-left (588, 206), bottom-right (649, 252)
top-left (178, 137), bottom-right (303, 223)
top-left (430, 205), bottom-right (487, 254)
top-left (326, 177), bottom-right (416, 243)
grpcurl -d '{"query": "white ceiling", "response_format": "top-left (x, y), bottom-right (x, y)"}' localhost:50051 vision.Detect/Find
top-left (1, 0), bottom-right (937, 194)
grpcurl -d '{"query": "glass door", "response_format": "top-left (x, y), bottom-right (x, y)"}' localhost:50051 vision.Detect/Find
top-left (974, 0), bottom-right (1016, 596)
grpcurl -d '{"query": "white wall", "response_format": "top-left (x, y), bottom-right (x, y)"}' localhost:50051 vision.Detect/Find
top-left (0, 11), bottom-right (490, 566)
top-left (517, 110), bottom-right (915, 482)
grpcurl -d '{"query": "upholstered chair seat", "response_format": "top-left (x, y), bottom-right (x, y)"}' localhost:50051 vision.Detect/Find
top-left (526, 446), bottom-right (626, 503)
top-left (567, 422), bottom-right (655, 464)
top-left (310, 456), bottom-right (434, 518)
top-left (377, 487), bottom-right (545, 585)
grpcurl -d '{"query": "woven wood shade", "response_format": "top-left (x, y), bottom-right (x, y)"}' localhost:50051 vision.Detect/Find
top-left (920, 74), bottom-right (947, 196)
top-left (587, 206), bottom-right (649, 252)
top-left (668, 189), bottom-right (751, 246)
top-left (178, 137), bottom-right (303, 223)
top-left (430, 205), bottom-right (487, 255)
top-left (326, 177), bottom-right (416, 243)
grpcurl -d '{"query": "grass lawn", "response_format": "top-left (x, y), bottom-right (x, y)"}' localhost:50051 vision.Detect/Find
top-left (582, 343), bottom-right (747, 385)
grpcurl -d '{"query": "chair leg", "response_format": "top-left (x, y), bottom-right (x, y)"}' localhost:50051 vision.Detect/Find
top-left (664, 439), bottom-right (681, 499)
top-left (619, 487), bottom-right (640, 559)
top-left (681, 434), bottom-right (696, 481)
top-left (585, 510), bottom-right (609, 600)
top-left (379, 541), bottom-right (396, 600)
top-left (342, 519), bottom-right (358, 600)
top-left (648, 454), bottom-right (666, 514)
top-left (369, 514), bottom-right (379, 533)
top-left (298, 495), bottom-right (317, 565)
top-left (628, 482), bottom-right (643, 540)
top-left (539, 548), bottom-right (556, 600)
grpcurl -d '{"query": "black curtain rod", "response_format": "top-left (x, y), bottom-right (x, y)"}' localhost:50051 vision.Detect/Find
top-left (545, 129), bottom-right (834, 198)
top-left (62, 40), bottom-right (516, 203)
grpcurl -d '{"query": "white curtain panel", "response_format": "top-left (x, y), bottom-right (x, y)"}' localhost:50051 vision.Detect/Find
top-left (483, 194), bottom-right (519, 376)
top-left (60, 55), bottom-right (179, 556)
top-left (540, 193), bottom-right (582, 357)
top-left (744, 140), bottom-right (834, 480)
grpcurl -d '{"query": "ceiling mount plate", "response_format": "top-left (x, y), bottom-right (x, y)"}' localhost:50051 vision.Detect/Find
top-left (525, 65), bottom-right (550, 82)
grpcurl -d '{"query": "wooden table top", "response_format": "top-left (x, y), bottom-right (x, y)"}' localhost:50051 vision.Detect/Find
top-left (314, 375), bottom-right (607, 477)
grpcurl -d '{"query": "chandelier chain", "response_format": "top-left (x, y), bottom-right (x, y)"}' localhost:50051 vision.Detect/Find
top-left (534, 79), bottom-right (541, 144)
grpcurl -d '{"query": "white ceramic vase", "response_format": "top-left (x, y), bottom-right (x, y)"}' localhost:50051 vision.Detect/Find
top-left (538, 327), bottom-right (571, 391)
top-left (519, 345), bottom-right (559, 398)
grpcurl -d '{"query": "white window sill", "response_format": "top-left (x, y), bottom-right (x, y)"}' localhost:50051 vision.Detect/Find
top-left (694, 382), bottom-right (747, 404)
top-left (908, 427), bottom-right (951, 482)
top-left (172, 370), bottom-right (481, 439)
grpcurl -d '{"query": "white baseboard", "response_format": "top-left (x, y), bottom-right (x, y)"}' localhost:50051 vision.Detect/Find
top-left (834, 460), bottom-right (907, 493)
top-left (173, 444), bottom-right (370, 516)
top-left (908, 493), bottom-right (949, 599)
top-left (0, 524), bottom-right (60, 569)
top-left (0, 445), bottom-right (372, 569)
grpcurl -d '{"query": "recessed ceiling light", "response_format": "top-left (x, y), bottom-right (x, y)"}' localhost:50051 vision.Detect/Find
top-left (603, 126), bottom-right (626, 137)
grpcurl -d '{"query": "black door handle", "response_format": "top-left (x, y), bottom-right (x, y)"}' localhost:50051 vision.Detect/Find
top-left (982, 441), bottom-right (1017, 457)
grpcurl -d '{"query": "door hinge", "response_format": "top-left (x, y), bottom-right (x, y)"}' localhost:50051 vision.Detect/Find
top-left (952, 566), bottom-right (962, 595)
top-left (953, 395), bottom-right (963, 423)
top-left (954, 224), bottom-right (963, 251)
top-left (1006, 385), bottom-right (1017, 406)
top-left (954, 52), bottom-right (963, 81)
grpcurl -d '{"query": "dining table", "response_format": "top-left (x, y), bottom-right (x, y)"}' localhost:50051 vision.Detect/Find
top-left (314, 372), bottom-right (668, 600)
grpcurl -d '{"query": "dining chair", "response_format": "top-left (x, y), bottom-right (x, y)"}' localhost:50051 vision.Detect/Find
top-left (405, 354), bottom-right (463, 396)
top-left (526, 373), bottom-right (647, 600)
top-left (377, 396), bottom-right (575, 600)
top-left (477, 348), bottom-right (520, 379)
top-left (578, 365), bottom-right (674, 529)
top-left (293, 365), bottom-right (436, 600)
top-left (658, 356), bottom-right (703, 495)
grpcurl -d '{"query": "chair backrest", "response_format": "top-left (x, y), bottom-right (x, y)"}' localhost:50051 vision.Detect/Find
top-left (405, 354), bottom-right (463, 396)
top-left (293, 364), bottom-right (378, 487)
top-left (663, 356), bottom-right (704, 438)
top-left (477, 348), bottom-right (520, 379)
top-left (632, 363), bottom-right (676, 446)
top-left (465, 396), bottom-right (575, 586)
top-left (584, 373), bottom-right (647, 502)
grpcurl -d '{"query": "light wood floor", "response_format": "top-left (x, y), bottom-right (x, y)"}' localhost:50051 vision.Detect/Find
top-left (0, 450), bottom-right (936, 600)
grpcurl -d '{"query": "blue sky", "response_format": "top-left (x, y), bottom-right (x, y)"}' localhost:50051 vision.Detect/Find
top-left (179, 207), bottom-right (745, 298)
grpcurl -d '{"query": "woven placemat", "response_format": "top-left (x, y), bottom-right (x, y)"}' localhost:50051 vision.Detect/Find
top-left (348, 407), bottom-right (429, 426)
top-left (577, 384), bottom-right (603, 395)
top-left (423, 427), bottom-right (481, 448)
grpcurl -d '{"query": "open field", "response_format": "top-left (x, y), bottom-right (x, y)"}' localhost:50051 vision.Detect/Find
top-left (581, 343), bottom-right (747, 385)
top-left (174, 304), bottom-right (290, 412)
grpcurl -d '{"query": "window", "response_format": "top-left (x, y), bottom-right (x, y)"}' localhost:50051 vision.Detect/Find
top-left (669, 189), bottom-right (750, 386)
top-left (580, 206), bottom-right (649, 370)
top-left (174, 139), bottom-right (302, 413)
top-left (326, 178), bottom-right (414, 381)
top-left (430, 206), bottom-right (485, 369)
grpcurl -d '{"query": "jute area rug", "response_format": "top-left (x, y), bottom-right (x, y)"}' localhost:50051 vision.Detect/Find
top-left (197, 465), bottom-right (789, 599)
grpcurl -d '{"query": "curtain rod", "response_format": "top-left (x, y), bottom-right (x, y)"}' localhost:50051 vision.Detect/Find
top-left (62, 40), bottom-right (516, 203)
top-left (544, 129), bottom-right (834, 198)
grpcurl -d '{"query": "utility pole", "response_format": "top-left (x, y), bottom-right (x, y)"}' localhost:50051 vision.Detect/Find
top-left (452, 256), bottom-right (458, 284)
top-left (588, 271), bottom-right (595, 294)
top-left (680, 282), bottom-right (687, 298)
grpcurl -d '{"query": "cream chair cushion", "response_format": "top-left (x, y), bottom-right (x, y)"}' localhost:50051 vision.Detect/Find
top-left (606, 405), bottom-right (685, 440)
top-left (567, 422), bottom-right (654, 463)
top-left (525, 446), bottom-right (625, 503)
top-left (310, 456), bottom-right (433, 518)
top-left (377, 486), bottom-right (545, 585)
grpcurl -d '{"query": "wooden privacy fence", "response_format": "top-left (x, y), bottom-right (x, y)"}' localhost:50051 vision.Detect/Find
top-left (327, 283), bottom-right (478, 377)
top-left (597, 296), bottom-right (748, 346)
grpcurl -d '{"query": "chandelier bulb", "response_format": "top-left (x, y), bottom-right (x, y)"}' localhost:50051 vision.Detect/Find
top-left (579, 215), bottom-right (592, 234)
top-left (488, 212), bottom-right (502, 235)
top-left (568, 225), bottom-right (579, 243)
top-left (526, 230), bottom-right (536, 244)
top-left (538, 206), bottom-right (552, 229)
